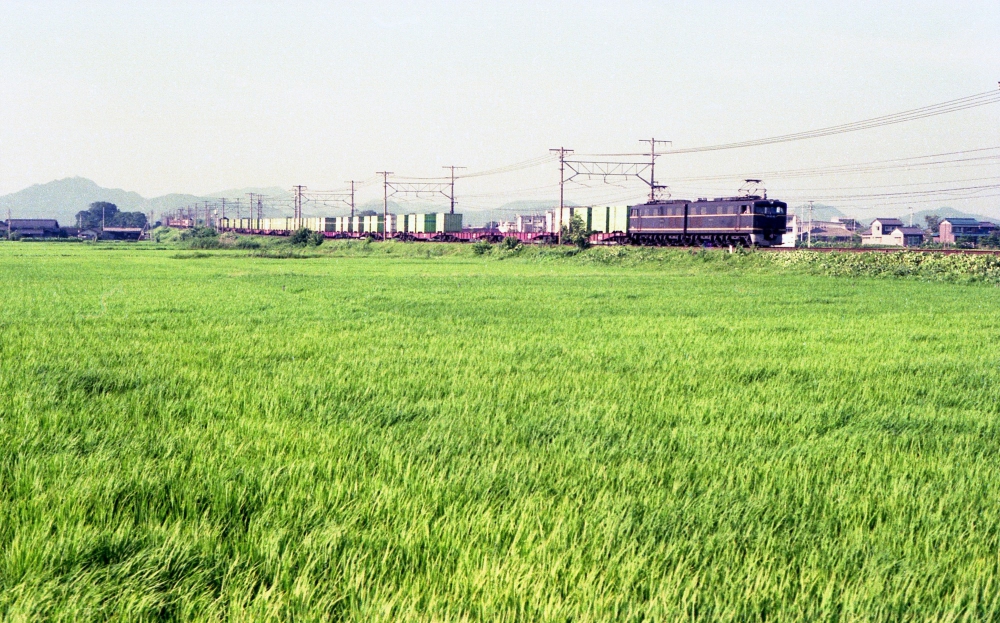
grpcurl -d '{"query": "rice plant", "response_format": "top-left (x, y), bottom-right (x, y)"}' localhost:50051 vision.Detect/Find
top-left (2, 242), bottom-right (1000, 620)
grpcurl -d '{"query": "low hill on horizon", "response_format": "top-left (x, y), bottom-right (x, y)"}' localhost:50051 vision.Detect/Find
top-left (0, 178), bottom-right (290, 226)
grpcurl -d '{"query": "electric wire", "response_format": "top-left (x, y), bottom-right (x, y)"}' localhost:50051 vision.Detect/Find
top-left (581, 90), bottom-right (1000, 157)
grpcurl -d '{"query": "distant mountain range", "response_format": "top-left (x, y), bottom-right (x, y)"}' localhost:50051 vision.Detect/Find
top-left (0, 178), bottom-right (289, 226)
top-left (2, 177), bottom-right (995, 229)
top-left (788, 203), bottom-right (848, 222)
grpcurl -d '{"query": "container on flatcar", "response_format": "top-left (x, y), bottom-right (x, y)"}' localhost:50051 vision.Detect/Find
top-left (610, 206), bottom-right (628, 232)
top-left (435, 213), bottom-right (463, 233)
top-left (412, 214), bottom-right (434, 233)
top-left (363, 215), bottom-right (385, 233)
top-left (590, 207), bottom-right (609, 232)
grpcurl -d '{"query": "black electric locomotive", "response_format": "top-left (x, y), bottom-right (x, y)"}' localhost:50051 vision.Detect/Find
top-left (626, 185), bottom-right (788, 247)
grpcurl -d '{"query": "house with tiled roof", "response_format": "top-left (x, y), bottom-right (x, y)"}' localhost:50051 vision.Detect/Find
top-left (938, 218), bottom-right (996, 244)
top-left (888, 226), bottom-right (925, 247)
top-left (861, 218), bottom-right (907, 246)
top-left (4, 219), bottom-right (63, 239)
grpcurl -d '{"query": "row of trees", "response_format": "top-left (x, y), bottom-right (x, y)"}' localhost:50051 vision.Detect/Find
top-left (75, 202), bottom-right (147, 230)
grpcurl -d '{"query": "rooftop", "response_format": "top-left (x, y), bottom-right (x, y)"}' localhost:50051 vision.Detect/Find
top-left (942, 218), bottom-right (981, 225)
top-left (7, 219), bottom-right (60, 229)
top-left (873, 218), bottom-right (904, 225)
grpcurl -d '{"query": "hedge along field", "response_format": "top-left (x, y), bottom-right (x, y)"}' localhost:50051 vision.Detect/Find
top-left (2, 243), bottom-right (1000, 621)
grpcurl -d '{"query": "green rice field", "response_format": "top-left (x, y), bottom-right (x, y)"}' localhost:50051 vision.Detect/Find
top-left (3, 242), bottom-right (1000, 620)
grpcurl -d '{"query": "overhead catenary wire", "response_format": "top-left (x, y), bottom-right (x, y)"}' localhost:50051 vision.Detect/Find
top-left (165, 89), bottom-right (1000, 220)
top-left (580, 90), bottom-right (1000, 157)
top-left (666, 146), bottom-right (1000, 184)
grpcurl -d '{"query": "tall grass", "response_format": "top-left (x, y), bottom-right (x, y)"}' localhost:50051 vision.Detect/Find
top-left (2, 243), bottom-right (1000, 620)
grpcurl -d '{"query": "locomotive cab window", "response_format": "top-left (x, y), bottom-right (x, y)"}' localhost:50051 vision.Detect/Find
top-left (753, 203), bottom-right (787, 215)
top-left (741, 205), bottom-right (749, 214)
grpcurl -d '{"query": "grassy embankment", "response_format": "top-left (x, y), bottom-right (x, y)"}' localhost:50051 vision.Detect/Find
top-left (2, 242), bottom-right (1000, 620)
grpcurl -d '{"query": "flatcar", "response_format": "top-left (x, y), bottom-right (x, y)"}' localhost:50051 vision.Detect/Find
top-left (626, 195), bottom-right (788, 247)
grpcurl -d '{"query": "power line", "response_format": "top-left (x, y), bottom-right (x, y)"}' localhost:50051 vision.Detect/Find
top-left (584, 89), bottom-right (1000, 157)
top-left (667, 146), bottom-right (1000, 184)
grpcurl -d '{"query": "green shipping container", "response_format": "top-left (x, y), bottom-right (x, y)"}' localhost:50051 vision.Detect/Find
top-left (435, 213), bottom-right (463, 233)
top-left (412, 213), bottom-right (435, 234)
top-left (363, 215), bottom-right (385, 233)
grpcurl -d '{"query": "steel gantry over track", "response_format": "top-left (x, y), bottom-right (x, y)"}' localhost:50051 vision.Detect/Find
top-left (551, 138), bottom-right (672, 243)
top-left (381, 165), bottom-right (466, 213)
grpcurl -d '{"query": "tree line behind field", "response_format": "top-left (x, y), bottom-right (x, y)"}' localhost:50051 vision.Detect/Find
top-left (75, 202), bottom-right (147, 230)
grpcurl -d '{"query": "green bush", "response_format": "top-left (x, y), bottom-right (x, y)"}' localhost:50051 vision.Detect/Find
top-left (499, 236), bottom-right (522, 252)
top-left (561, 213), bottom-right (593, 249)
top-left (472, 240), bottom-right (493, 255)
top-left (290, 228), bottom-right (323, 246)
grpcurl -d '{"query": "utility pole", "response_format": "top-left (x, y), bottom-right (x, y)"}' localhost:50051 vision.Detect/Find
top-left (376, 172), bottom-right (393, 240)
top-left (808, 200), bottom-right (814, 248)
top-left (549, 147), bottom-right (573, 245)
top-left (102, 203), bottom-right (106, 230)
top-left (442, 166), bottom-right (466, 214)
top-left (220, 198), bottom-right (226, 225)
top-left (639, 138), bottom-right (672, 202)
top-left (292, 185), bottom-right (306, 224)
top-left (344, 181), bottom-right (358, 218)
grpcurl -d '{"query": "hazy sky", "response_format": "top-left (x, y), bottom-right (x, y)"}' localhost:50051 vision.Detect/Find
top-left (1, 1), bottom-right (998, 216)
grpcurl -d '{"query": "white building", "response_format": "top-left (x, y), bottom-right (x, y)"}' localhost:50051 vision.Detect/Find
top-left (861, 218), bottom-right (905, 246)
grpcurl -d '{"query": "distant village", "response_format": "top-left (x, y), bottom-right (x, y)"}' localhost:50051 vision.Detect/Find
top-left (2, 201), bottom-right (152, 241)
top-left (781, 213), bottom-right (999, 248)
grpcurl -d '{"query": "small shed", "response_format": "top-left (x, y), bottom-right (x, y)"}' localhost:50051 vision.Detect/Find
top-left (101, 227), bottom-right (144, 241)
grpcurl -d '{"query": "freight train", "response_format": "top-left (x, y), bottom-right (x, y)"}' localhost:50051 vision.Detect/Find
top-left (216, 189), bottom-right (788, 247)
